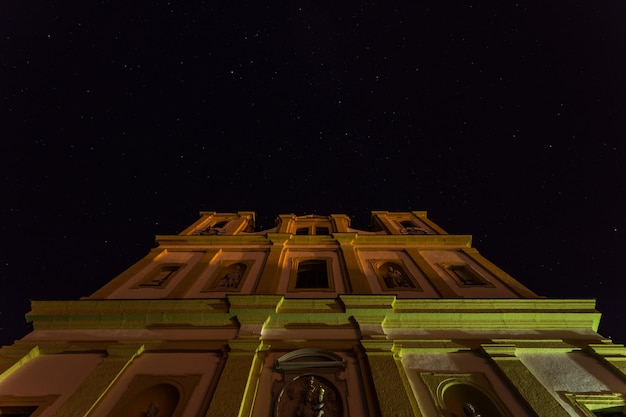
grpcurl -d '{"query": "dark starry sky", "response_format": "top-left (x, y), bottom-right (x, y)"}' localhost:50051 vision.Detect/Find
top-left (2, 1), bottom-right (625, 347)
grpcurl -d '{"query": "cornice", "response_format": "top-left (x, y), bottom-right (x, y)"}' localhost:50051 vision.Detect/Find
top-left (154, 233), bottom-right (473, 248)
top-left (25, 297), bottom-right (601, 334)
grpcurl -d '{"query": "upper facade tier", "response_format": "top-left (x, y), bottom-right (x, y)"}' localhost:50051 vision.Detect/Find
top-left (88, 211), bottom-right (538, 300)
top-left (178, 211), bottom-right (447, 236)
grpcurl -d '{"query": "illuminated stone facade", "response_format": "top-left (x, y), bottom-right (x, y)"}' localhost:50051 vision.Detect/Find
top-left (1, 211), bottom-right (625, 416)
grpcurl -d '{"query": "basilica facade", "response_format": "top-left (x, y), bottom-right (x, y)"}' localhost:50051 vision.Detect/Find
top-left (0, 211), bottom-right (625, 416)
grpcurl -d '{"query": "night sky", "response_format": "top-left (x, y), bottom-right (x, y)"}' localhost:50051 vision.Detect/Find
top-left (2, 1), bottom-right (625, 347)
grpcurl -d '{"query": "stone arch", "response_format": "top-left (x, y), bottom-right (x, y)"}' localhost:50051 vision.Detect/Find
top-left (276, 348), bottom-right (346, 370)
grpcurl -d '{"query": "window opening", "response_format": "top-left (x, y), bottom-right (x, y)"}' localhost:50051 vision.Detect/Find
top-left (0, 406), bottom-right (38, 417)
top-left (594, 410), bottom-right (626, 416)
top-left (449, 264), bottom-right (486, 286)
top-left (139, 265), bottom-right (180, 287)
top-left (296, 260), bottom-right (329, 288)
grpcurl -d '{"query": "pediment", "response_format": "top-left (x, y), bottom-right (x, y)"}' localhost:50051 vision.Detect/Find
top-left (275, 349), bottom-right (346, 371)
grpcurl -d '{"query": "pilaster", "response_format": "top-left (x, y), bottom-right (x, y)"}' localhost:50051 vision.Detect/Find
top-left (203, 339), bottom-right (266, 417)
top-left (412, 211), bottom-right (448, 234)
top-left (255, 234), bottom-right (289, 293)
top-left (588, 341), bottom-right (626, 382)
top-left (168, 249), bottom-right (221, 297)
top-left (179, 212), bottom-right (215, 235)
top-left (51, 343), bottom-right (145, 417)
top-left (334, 233), bottom-right (372, 294)
top-left (403, 248), bottom-right (458, 297)
top-left (0, 343), bottom-right (40, 382)
top-left (276, 214), bottom-right (295, 233)
top-left (230, 211), bottom-right (255, 234)
top-left (329, 214), bottom-right (351, 232)
top-left (482, 344), bottom-right (570, 417)
top-left (371, 212), bottom-right (401, 235)
top-left (361, 340), bottom-right (422, 417)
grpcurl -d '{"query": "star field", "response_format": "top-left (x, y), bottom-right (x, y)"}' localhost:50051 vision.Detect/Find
top-left (2, 1), bottom-right (626, 346)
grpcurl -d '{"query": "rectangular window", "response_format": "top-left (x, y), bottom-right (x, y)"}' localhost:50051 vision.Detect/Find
top-left (315, 227), bottom-right (330, 235)
top-left (296, 260), bottom-right (329, 288)
top-left (0, 394), bottom-right (58, 417)
top-left (450, 264), bottom-right (483, 285)
top-left (296, 227), bottom-right (309, 235)
top-left (288, 257), bottom-right (335, 292)
top-left (440, 263), bottom-right (492, 287)
top-left (0, 406), bottom-right (38, 416)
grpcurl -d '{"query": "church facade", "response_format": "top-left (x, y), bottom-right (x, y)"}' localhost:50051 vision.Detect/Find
top-left (0, 211), bottom-right (625, 416)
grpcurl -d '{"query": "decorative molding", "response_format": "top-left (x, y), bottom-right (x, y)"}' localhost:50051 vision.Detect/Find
top-left (420, 372), bottom-right (513, 417)
top-left (562, 392), bottom-right (626, 417)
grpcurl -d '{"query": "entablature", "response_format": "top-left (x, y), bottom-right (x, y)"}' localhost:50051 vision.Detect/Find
top-left (154, 233), bottom-right (473, 249)
top-left (26, 297), bottom-right (601, 338)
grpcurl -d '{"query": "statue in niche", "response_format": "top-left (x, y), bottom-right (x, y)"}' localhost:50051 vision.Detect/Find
top-left (144, 402), bottom-right (159, 417)
top-left (463, 403), bottom-right (482, 417)
top-left (296, 376), bottom-right (326, 417)
top-left (214, 263), bottom-right (245, 288)
top-left (382, 264), bottom-right (412, 288)
top-left (274, 374), bottom-right (342, 417)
